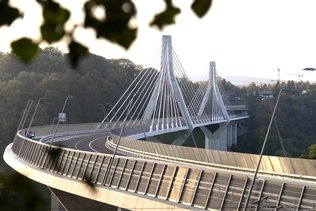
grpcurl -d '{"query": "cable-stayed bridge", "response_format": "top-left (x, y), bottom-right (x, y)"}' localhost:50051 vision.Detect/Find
top-left (98, 35), bottom-right (248, 150)
top-left (3, 36), bottom-right (316, 210)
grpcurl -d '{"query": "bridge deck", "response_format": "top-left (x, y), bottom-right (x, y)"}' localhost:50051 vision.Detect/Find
top-left (4, 124), bottom-right (316, 210)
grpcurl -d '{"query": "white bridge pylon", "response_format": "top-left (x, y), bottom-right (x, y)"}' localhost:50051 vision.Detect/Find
top-left (190, 61), bottom-right (230, 127)
top-left (142, 35), bottom-right (194, 133)
top-left (97, 35), bottom-right (234, 138)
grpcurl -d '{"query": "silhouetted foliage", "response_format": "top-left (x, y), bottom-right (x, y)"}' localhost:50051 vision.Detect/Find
top-left (0, 0), bottom-right (213, 67)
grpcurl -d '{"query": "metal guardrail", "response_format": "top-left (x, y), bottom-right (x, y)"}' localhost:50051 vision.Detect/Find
top-left (9, 123), bottom-right (316, 210)
top-left (109, 134), bottom-right (316, 180)
top-left (106, 137), bottom-right (316, 184)
top-left (17, 123), bottom-right (316, 182)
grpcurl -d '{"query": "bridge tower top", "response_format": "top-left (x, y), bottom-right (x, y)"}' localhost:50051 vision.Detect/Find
top-left (162, 35), bottom-right (171, 43)
top-left (198, 61), bottom-right (229, 121)
top-left (142, 35), bottom-right (194, 130)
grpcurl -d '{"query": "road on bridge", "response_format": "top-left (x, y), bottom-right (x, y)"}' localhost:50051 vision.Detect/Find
top-left (53, 132), bottom-right (114, 154)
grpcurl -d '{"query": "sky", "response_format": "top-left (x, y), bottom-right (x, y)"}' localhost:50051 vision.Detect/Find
top-left (2, 0), bottom-right (316, 83)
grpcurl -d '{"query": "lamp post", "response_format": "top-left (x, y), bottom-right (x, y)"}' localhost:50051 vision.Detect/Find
top-left (16, 99), bottom-right (33, 133)
top-left (41, 96), bottom-right (74, 168)
top-left (134, 109), bottom-right (147, 141)
top-left (20, 100), bottom-right (35, 133)
top-left (49, 96), bottom-right (73, 146)
top-left (51, 117), bottom-right (59, 125)
top-left (303, 67), bottom-right (316, 71)
top-left (48, 117), bottom-right (59, 143)
top-left (303, 67), bottom-right (316, 84)
top-left (25, 97), bottom-right (45, 139)
top-left (18, 99), bottom-right (35, 156)
top-left (243, 89), bottom-right (282, 210)
top-left (103, 95), bottom-right (135, 186)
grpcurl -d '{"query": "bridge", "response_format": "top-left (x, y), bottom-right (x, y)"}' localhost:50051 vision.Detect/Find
top-left (97, 35), bottom-right (248, 150)
top-left (3, 35), bottom-right (316, 210)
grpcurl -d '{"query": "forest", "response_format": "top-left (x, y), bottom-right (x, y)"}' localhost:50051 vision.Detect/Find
top-left (1, 47), bottom-right (316, 171)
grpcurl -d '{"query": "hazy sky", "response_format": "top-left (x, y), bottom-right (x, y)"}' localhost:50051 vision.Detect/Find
top-left (2, 0), bottom-right (316, 82)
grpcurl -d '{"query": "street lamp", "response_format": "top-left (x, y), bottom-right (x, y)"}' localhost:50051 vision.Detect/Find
top-left (51, 117), bottom-right (59, 125)
top-left (16, 99), bottom-right (33, 133)
top-left (243, 89), bottom-right (283, 210)
top-left (25, 97), bottom-right (45, 139)
top-left (20, 100), bottom-right (35, 132)
top-left (303, 67), bottom-right (316, 83)
top-left (41, 96), bottom-right (74, 168)
top-left (303, 67), bottom-right (316, 71)
top-left (18, 99), bottom-right (35, 156)
top-left (103, 95), bottom-right (135, 186)
top-left (45, 117), bottom-right (59, 143)
top-left (50, 96), bottom-right (74, 146)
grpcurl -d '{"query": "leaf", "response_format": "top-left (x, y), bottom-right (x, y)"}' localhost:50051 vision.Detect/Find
top-left (84, 0), bottom-right (137, 49)
top-left (191, 0), bottom-right (213, 18)
top-left (40, 23), bottom-right (65, 43)
top-left (83, 174), bottom-right (96, 191)
top-left (150, 0), bottom-right (181, 30)
top-left (0, 0), bottom-right (22, 26)
top-left (68, 41), bottom-right (88, 68)
top-left (47, 147), bottom-right (62, 160)
top-left (11, 38), bottom-right (39, 62)
top-left (97, 26), bottom-right (137, 49)
top-left (38, 0), bottom-right (70, 44)
top-left (41, 1), bottom-right (70, 24)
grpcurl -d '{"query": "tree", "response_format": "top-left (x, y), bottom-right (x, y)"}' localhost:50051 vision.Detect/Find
top-left (0, 0), bottom-right (212, 67)
top-left (308, 144), bottom-right (316, 159)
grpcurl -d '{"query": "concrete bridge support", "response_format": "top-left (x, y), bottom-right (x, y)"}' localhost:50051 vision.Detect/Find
top-left (50, 188), bottom-right (120, 211)
top-left (227, 121), bottom-right (238, 147)
top-left (201, 122), bottom-right (238, 150)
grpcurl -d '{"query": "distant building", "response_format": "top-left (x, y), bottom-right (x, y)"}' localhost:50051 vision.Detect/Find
top-left (258, 91), bottom-right (273, 99)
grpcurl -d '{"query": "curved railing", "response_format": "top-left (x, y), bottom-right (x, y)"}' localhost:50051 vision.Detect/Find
top-left (6, 123), bottom-right (316, 210)
top-left (108, 134), bottom-right (316, 181)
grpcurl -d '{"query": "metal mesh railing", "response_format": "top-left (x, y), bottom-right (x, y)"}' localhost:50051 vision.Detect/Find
top-left (109, 135), bottom-right (316, 180)
top-left (9, 125), bottom-right (316, 210)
